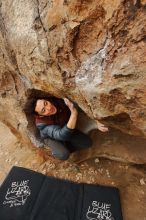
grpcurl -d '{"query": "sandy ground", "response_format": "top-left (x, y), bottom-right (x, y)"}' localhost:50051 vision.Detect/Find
top-left (0, 121), bottom-right (146, 220)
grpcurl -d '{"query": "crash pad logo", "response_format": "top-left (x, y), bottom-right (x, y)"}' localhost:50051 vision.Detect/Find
top-left (3, 180), bottom-right (31, 208)
top-left (86, 201), bottom-right (114, 220)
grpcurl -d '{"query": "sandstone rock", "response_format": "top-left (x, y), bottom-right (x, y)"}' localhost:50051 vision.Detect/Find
top-left (0, 1), bottom-right (146, 164)
top-left (140, 178), bottom-right (145, 185)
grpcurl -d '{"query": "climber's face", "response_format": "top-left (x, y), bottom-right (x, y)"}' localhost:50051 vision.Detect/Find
top-left (35, 99), bottom-right (57, 116)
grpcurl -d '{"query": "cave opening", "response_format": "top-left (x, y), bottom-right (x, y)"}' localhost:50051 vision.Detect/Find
top-left (23, 88), bottom-right (93, 149)
top-left (23, 88), bottom-right (104, 152)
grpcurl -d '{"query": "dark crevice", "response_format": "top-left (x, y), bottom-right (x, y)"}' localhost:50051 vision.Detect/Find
top-left (35, 0), bottom-right (47, 32)
top-left (132, 164), bottom-right (146, 174)
top-left (113, 73), bottom-right (139, 80)
top-left (102, 112), bottom-right (144, 137)
top-left (39, 1), bottom-right (48, 14)
top-left (10, 73), bottom-right (19, 94)
top-left (71, 25), bottom-right (81, 59)
top-left (134, 0), bottom-right (141, 8)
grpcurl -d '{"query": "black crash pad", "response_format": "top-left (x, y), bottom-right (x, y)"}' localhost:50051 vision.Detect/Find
top-left (0, 166), bottom-right (123, 220)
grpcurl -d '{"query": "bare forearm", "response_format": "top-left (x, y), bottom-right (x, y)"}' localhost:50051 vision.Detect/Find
top-left (67, 111), bottom-right (78, 129)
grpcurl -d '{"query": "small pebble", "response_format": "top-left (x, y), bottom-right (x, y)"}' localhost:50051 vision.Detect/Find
top-left (140, 178), bottom-right (145, 185)
top-left (95, 158), bottom-right (100, 163)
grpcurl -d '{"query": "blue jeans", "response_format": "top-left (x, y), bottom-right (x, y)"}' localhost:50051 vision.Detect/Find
top-left (44, 129), bottom-right (92, 160)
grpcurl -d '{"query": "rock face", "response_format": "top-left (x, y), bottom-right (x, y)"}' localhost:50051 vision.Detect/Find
top-left (1, 119), bottom-right (146, 220)
top-left (0, 0), bottom-right (146, 163)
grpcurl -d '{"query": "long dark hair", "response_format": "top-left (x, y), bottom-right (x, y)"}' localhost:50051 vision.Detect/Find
top-left (23, 89), bottom-right (66, 140)
top-left (23, 96), bottom-right (58, 116)
top-left (23, 89), bottom-right (56, 116)
top-left (23, 97), bottom-right (38, 115)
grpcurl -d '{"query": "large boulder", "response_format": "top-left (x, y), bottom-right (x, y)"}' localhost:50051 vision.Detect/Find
top-left (0, 0), bottom-right (146, 163)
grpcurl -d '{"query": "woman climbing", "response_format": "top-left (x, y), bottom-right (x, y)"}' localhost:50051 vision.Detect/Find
top-left (24, 96), bottom-right (108, 160)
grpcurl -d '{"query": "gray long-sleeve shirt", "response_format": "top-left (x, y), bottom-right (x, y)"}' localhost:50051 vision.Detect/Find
top-left (37, 123), bottom-right (75, 141)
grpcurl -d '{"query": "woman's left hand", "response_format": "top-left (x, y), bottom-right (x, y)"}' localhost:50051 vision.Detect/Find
top-left (63, 98), bottom-right (78, 115)
top-left (96, 121), bottom-right (109, 132)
